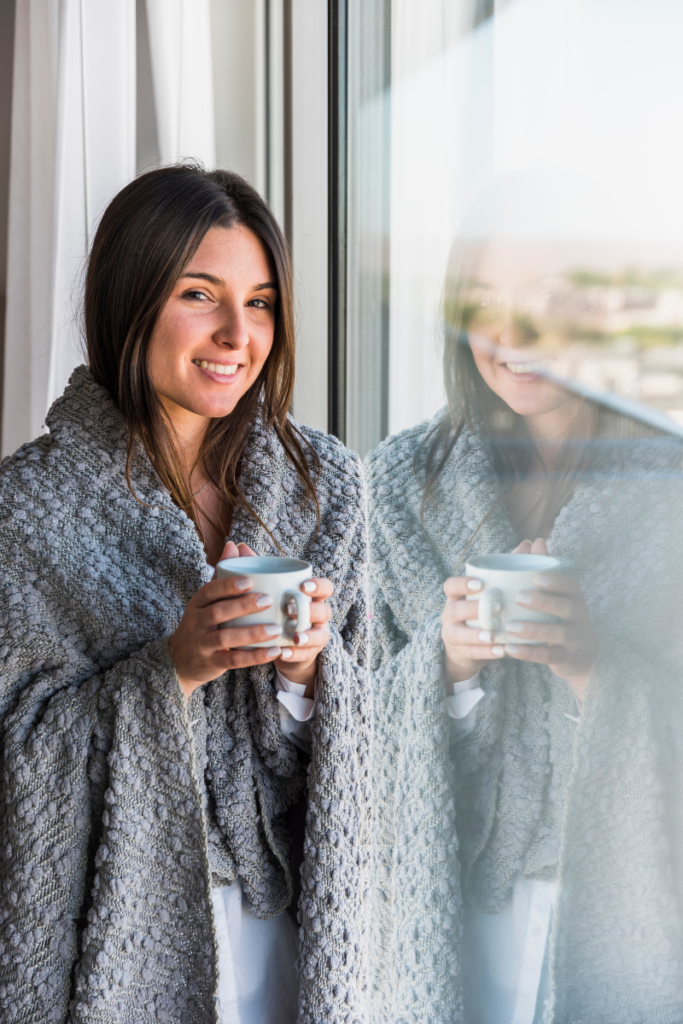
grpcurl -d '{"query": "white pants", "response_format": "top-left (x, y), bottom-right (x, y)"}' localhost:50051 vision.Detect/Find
top-left (211, 881), bottom-right (300, 1024)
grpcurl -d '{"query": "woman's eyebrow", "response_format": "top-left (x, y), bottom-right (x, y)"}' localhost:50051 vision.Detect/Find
top-left (180, 271), bottom-right (278, 291)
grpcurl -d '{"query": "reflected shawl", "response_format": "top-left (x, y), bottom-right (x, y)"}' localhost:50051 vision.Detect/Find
top-left (0, 367), bottom-right (370, 1024)
top-left (367, 414), bottom-right (683, 1024)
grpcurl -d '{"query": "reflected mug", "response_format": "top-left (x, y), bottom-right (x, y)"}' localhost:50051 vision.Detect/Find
top-left (215, 555), bottom-right (312, 648)
top-left (465, 553), bottom-right (563, 645)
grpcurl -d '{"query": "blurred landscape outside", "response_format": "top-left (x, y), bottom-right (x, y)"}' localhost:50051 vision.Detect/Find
top-left (460, 241), bottom-right (683, 427)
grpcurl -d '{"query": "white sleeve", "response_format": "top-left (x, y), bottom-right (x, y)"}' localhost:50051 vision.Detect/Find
top-left (275, 667), bottom-right (316, 754)
top-left (564, 690), bottom-right (583, 723)
top-left (445, 671), bottom-right (485, 744)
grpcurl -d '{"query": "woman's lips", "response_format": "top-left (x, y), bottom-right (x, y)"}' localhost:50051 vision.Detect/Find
top-left (192, 359), bottom-right (243, 384)
top-left (498, 361), bottom-right (542, 383)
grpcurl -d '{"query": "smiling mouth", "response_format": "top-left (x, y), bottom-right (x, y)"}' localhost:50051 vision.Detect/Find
top-left (192, 359), bottom-right (240, 376)
top-left (501, 361), bottom-right (544, 375)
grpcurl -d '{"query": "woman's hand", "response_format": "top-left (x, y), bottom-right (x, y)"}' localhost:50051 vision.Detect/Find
top-left (170, 542), bottom-right (283, 699)
top-left (442, 576), bottom-right (506, 683)
top-left (504, 538), bottom-right (596, 701)
top-left (276, 578), bottom-right (334, 696)
top-left (169, 540), bottom-right (333, 700)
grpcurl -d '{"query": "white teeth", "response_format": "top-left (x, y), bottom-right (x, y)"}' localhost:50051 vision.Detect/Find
top-left (505, 362), bottom-right (542, 374)
top-left (194, 360), bottom-right (238, 375)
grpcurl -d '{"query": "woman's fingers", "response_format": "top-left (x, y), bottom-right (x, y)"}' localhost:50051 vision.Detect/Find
top-left (515, 589), bottom-right (574, 620)
top-left (202, 622), bottom-right (285, 651)
top-left (210, 645), bottom-right (284, 672)
top-left (214, 540), bottom-right (257, 572)
top-left (201, 592), bottom-right (274, 626)
top-left (194, 576), bottom-right (259, 608)
top-left (443, 576), bottom-right (483, 599)
top-left (505, 621), bottom-right (575, 646)
top-left (442, 596), bottom-right (486, 625)
top-left (282, 627), bottom-right (330, 660)
top-left (442, 621), bottom-right (498, 647)
top-left (532, 572), bottom-right (579, 597)
top-left (503, 643), bottom-right (566, 665)
top-left (450, 645), bottom-right (505, 662)
top-left (286, 599), bottom-right (331, 625)
top-left (301, 577), bottom-right (334, 600)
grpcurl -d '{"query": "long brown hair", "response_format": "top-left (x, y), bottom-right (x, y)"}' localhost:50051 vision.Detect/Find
top-left (415, 243), bottom-right (646, 538)
top-left (85, 165), bottom-right (319, 538)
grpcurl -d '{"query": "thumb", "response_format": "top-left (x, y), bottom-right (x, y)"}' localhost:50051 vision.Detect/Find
top-left (212, 539), bottom-right (240, 577)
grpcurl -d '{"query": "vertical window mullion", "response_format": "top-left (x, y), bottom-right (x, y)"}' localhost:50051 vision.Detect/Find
top-left (328, 0), bottom-right (348, 442)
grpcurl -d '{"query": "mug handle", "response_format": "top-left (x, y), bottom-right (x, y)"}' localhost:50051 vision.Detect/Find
top-left (284, 588), bottom-right (312, 633)
top-left (478, 586), bottom-right (503, 630)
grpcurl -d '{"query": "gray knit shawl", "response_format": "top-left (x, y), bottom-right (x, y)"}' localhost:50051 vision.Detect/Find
top-left (0, 367), bottom-right (370, 1024)
top-left (367, 414), bottom-right (683, 1024)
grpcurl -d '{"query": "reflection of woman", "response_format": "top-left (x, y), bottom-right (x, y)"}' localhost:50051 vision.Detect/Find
top-left (368, 241), bottom-right (683, 1023)
top-left (0, 167), bottom-right (368, 1024)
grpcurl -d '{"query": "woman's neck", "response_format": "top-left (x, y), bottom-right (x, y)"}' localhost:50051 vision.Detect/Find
top-left (524, 402), bottom-right (585, 471)
top-left (159, 395), bottom-right (211, 486)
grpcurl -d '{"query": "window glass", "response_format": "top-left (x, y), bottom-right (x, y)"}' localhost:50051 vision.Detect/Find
top-left (352, 3), bottom-right (683, 1021)
top-left (349, 0), bottom-right (683, 451)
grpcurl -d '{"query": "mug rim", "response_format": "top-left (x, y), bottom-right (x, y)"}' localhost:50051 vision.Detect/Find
top-left (217, 555), bottom-right (311, 574)
top-left (466, 553), bottom-right (563, 571)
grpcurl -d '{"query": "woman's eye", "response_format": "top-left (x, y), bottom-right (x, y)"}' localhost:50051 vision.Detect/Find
top-left (183, 290), bottom-right (210, 302)
top-left (248, 298), bottom-right (271, 310)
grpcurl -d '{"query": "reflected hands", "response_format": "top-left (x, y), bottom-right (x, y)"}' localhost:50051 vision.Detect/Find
top-left (505, 538), bottom-right (596, 701)
top-left (441, 576), bottom-right (507, 684)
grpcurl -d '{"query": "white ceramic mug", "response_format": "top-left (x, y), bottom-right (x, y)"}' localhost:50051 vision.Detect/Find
top-left (464, 553), bottom-right (563, 645)
top-left (216, 555), bottom-right (313, 648)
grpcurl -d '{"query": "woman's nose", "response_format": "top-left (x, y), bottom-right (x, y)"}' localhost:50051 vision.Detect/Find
top-left (498, 325), bottom-right (517, 348)
top-left (215, 305), bottom-right (250, 349)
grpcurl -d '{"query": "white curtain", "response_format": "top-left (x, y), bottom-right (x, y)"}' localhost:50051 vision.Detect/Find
top-left (145, 0), bottom-right (216, 167)
top-left (2, 0), bottom-right (217, 457)
top-left (3, 0), bottom-right (136, 456)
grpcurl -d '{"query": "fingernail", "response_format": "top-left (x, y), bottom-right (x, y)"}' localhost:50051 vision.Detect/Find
top-left (256, 594), bottom-right (273, 607)
top-left (265, 624), bottom-right (282, 636)
top-left (506, 621), bottom-right (524, 633)
top-left (235, 578), bottom-right (252, 591)
top-left (521, 539), bottom-right (532, 545)
top-left (534, 575), bottom-right (552, 587)
top-left (267, 647), bottom-right (281, 657)
top-left (505, 643), bottom-right (520, 655)
top-left (479, 631), bottom-right (493, 642)
top-left (467, 579), bottom-right (483, 591)
top-left (294, 632), bottom-right (310, 645)
top-left (302, 581), bottom-right (316, 593)
top-left (287, 602), bottom-right (297, 617)
top-left (280, 648), bottom-right (293, 659)
top-left (492, 645), bottom-right (505, 656)
top-left (516, 592), bottom-right (533, 605)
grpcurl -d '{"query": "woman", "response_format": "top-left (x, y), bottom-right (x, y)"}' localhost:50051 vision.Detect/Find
top-left (0, 167), bottom-right (369, 1024)
top-left (367, 236), bottom-right (683, 1023)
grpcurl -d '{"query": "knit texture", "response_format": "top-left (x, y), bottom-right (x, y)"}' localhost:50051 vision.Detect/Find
top-left (366, 413), bottom-right (683, 1024)
top-left (0, 366), bottom-right (370, 1024)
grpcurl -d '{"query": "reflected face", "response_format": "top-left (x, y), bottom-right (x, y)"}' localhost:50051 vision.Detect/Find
top-left (464, 246), bottom-right (567, 419)
top-left (148, 225), bottom-right (277, 425)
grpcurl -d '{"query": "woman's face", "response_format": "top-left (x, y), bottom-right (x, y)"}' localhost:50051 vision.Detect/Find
top-left (465, 245), bottom-right (567, 422)
top-left (148, 224), bottom-right (277, 430)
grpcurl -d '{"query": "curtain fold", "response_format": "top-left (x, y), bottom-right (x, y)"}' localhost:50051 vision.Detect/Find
top-left (145, 0), bottom-right (216, 168)
top-left (2, 0), bottom-right (136, 457)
